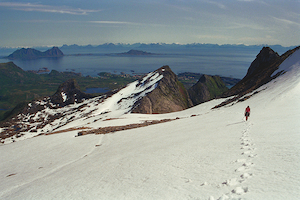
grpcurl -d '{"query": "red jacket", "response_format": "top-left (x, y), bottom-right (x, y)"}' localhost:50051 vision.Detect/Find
top-left (245, 107), bottom-right (250, 113)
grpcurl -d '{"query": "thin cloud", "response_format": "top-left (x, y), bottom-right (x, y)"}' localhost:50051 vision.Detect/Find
top-left (89, 21), bottom-right (137, 25)
top-left (196, 34), bottom-right (228, 40)
top-left (0, 2), bottom-right (100, 15)
top-left (238, 35), bottom-right (279, 45)
top-left (273, 17), bottom-right (300, 27)
top-left (89, 20), bottom-right (166, 27)
top-left (205, 1), bottom-right (226, 9)
top-left (228, 22), bottom-right (267, 31)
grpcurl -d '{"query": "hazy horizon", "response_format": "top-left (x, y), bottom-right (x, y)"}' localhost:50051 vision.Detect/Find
top-left (0, 42), bottom-right (298, 50)
top-left (0, 1), bottom-right (299, 48)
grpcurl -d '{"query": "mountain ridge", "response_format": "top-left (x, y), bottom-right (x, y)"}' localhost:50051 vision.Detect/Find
top-left (214, 45), bottom-right (300, 108)
top-left (1, 46), bottom-right (299, 143)
top-left (7, 47), bottom-right (64, 60)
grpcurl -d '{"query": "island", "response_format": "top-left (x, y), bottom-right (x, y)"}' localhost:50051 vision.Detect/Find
top-left (7, 47), bottom-right (64, 60)
top-left (108, 49), bottom-right (158, 56)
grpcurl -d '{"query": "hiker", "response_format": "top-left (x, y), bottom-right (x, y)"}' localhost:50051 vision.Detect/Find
top-left (245, 106), bottom-right (250, 121)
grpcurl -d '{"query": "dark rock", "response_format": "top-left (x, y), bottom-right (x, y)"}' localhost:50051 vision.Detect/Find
top-left (188, 75), bottom-right (228, 105)
top-left (50, 79), bottom-right (93, 107)
top-left (131, 66), bottom-right (193, 114)
top-left (221, 47), bottom-right (284, 98)
top-left (245, 47), bottom-right (279, 77)
top-left (214, 45), bottom-right (300, 108)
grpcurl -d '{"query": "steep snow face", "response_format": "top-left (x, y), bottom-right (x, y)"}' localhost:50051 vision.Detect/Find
top-left (1, 71), bottom-right (163, 144)
top-left (272, 48), bottom-right (300, 77)
top-left (91, 71), bottom-right (163, 116)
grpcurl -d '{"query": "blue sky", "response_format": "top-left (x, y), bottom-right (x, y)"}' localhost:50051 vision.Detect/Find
top-left (0, 0), bottom-right (299, 47)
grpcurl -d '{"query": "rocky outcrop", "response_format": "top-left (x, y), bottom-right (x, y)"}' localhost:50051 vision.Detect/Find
top-left (12, 79), bottom-right (94, 116)
top-left (131, 66), bottom-right (193, 114)
top-left (220, 47), bottom-right (280, 98)
top-left (188, 75), bottom-right (228, 105)
top-left (7, 47), bottom-right (64, 60)
top-left (50, 79), bottom-right (94, 107)
top-left (214, 46), bottom-right (300, 108)
top-left (0, 79), bottom-right (97, 140)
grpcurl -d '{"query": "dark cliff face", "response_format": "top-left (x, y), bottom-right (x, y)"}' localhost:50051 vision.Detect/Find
top-left (131, 66), bottom-right (193, 114)
top-left (245, 47), bottom-right (279, 78)
top-left (221, 47), bottom-right (282, 98)
top-left (188, 75), bottom-right (228, 105)
top-left (214, 46), bottom-right (300, 108)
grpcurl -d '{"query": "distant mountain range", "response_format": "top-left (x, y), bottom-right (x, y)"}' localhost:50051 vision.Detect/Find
top-left (7, 47), bottom-right (64, 60)
top-left (1, 43), bottom-right (297, 57)
top-left (59, 43), bottom-right (297, 55)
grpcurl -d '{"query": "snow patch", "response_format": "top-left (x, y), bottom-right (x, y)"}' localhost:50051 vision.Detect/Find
top-left (61, 92), bottom-right (67, 102)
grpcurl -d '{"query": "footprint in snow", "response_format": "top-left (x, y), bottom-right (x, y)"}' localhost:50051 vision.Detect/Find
top-left (248, 154), bottom-right (257, 158)
top-left (241, 140), bottom-right (252, 145)
top-left (241, 146), bottom-right (255, 151)
top-left (243, 162), bottom-right (254, 167)
top-left (235, 158), bottom-right (247, 163)
top-left (242, 150), bottom-right (252, 155)
top-left (222, 178), bottom-right (239, 186)
top-left (241, 173), bottom-right (253, 179)
top-left (235, 166), bottom-right (248, 172)
top-left (201, 182), bottom-right (208, 186)
top-left (232, 186), bottom-right (249, 195)
top-left (235, 162), bottom-right (254, 172)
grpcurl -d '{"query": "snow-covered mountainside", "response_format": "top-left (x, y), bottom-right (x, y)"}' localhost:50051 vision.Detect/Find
top-left (0, 49), bottom-right (299, 199)
top-left (0, 68), bottom-right (164, 143)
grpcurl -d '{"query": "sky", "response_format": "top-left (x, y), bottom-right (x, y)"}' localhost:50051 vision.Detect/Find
top-left (0, 0), bottom-right (299, 47)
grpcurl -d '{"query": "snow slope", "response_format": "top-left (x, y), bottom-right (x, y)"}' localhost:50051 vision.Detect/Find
top-left (1, 70), bottom-right (164, 143)
top-left (0, 49), bottom-right (299, 199)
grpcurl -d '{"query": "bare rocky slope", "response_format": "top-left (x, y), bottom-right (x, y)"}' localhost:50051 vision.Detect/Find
top-left (131, 65), bottom-right (193, 114)
top-left (188, 74), bottom-right (228, 105)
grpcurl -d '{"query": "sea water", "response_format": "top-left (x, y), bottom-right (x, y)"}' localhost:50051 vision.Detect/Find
top-left (0, 49), bottom-right (257, 79)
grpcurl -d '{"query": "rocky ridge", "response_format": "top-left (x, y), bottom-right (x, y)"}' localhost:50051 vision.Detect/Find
top-left (214, 46), bottom-right (300, 108)
top-left (131, 66), bottom-right (193, 114)
top-left (0, 79), bottom-right (99, 141)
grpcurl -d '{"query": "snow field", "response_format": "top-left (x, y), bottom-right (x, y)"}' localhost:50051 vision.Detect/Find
top-left (1, 105), bottom-right (248, 199)
top-left (0, 49), bottom-right (299, 199)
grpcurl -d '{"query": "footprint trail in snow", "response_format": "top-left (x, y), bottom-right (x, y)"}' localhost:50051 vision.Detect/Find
top-left (214, 122), bottom-right (256, 199)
